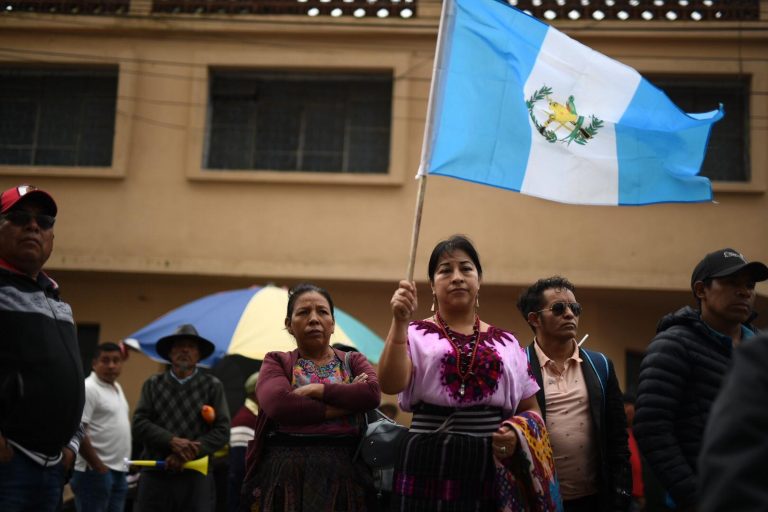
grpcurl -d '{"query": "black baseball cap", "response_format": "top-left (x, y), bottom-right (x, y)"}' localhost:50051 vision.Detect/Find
top-left (691, 248), bottom-right (768, 291)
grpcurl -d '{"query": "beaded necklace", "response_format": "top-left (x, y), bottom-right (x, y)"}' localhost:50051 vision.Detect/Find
top-left (435, 312), bottom-right (482, 398)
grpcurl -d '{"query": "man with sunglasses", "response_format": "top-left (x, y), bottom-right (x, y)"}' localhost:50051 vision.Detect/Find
top-left (634, 248), bottom-right (767, 512)
top-left (0, 184), bottom-right (86, 511)
top-left (517, 276), bottom-right (631, 512)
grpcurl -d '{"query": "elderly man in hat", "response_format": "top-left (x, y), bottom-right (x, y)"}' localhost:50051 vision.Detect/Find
top-left (0, 184), bottom-right (86, 511)
top-left (132, 324), bottom-right (230, 512)
top-left (634, 248), bottom-right (767, 512)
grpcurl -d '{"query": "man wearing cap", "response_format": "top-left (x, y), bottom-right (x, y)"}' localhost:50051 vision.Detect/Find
top-left (132, 324), bottom-right (230, 512)
top-left (0, 184), bottom-right (86, 511)
top-left (634, 248), bottom-right (767, 512)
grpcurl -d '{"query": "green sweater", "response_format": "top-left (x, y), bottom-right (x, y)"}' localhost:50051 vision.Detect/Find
top-left (132, 370), bottom-right (230, 460)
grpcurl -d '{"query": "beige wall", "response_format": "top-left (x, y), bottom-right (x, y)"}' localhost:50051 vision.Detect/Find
top-left (0, 16), bottom-right (766, 290)
top-left (1, 11), bottom-right (767, 411)
top-left (56, 270), bottom-right (768, 413)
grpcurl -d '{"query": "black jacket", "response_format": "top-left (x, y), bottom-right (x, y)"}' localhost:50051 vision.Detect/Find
top-left (634, 306), bottom-right (750, 510)
top-left (527, 344), bottom-right (631, 512)
top-left (698, 334), bottom-right (768, 512)
top-left (0, 266), bottom-right (84, 457)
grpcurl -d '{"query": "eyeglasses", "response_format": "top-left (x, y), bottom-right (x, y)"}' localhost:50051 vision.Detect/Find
top-left (536, 301), bottom-right (582, 317)
top-left (0, 210), bottom-right (56, 230)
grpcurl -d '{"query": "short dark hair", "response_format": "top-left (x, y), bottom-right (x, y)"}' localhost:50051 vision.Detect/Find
top-left (427, 234), bottom-right (483, 283)
top-left (517, 276), bottom-right (576, 333)
top-left (93, 342), bottom-right (121, 360)
top-left (286, 283), bottom-right (335, 320)
top-left (693, 278), bottom-right (713, 308)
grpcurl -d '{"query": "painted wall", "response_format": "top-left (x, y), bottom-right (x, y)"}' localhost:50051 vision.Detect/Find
top-left (54, 271), bottom-right (768, 413)
top-left (1, 8), bottom-right (766, 412)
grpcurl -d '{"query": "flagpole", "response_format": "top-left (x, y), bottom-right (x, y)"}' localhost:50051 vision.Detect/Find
top-left (406, 0), bottom-right (453, 282)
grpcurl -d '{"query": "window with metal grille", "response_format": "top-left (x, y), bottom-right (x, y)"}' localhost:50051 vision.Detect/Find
top-left (205, 70), bottom-right (392, 174)
top-left (0, 67), bottom-right (118, 167)
top-left (650, 75), bottom-right (750, 182)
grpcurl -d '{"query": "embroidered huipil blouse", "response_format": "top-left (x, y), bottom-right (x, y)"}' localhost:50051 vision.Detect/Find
top-left (399, 320), bottom-right (540, 417)
top-left (276, 356), bottom-right (359, 436)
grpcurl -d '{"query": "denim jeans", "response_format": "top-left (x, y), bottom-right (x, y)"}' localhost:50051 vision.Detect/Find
top-left (0, 451), bottom-right (65, 512)
top-left (70, 468), bottom-right (128, 512)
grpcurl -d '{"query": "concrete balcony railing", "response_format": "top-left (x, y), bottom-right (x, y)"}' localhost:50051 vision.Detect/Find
top-left (2, 0), bottom-right (128, 14)
top-left (0, 0), bottom-right (760, 20)
top-left (151, 0), bottom-right (416, 17)
top-left (511, 0), bottom-right (760, 22)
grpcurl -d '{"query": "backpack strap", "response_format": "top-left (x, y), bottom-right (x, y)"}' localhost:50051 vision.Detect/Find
top-left (581, 349), bottom-right (609, 407)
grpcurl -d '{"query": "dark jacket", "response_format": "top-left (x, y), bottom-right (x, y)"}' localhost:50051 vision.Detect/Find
top-left (0, 264), bottom-right (85, 457)
top-left (698, 335), bottom-right (768, 512)
top-left (634, 306), bottom-right (750, 510)
top-left (527, 344), bottom-right (631, 512)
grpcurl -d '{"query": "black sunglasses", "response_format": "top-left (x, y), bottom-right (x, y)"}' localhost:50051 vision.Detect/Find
top-left (536, 301), bottom-right (582, 317)
top-left (1, 210), bottom-right (56, 230)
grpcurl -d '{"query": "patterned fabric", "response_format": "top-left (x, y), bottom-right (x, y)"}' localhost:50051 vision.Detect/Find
top-left (399, 321), bottom-right (539, 416)
top-left (251, 443), bottom-right (370, 512)
top-left (441, 329), bottom-right (503, 402)
top-left (293, 356), bottom-right (348, 386)
top-left (392, 431), bottom-right (496, 511)
top-left (409, 404), bottom-right (502, 435)
top-left (281, 356), bottom-right (359, 435)
top-left (134, 371), bottom-right (229, 460)
top-left (495, 411), bottom-right (562, 512)
top-left (147, 373), bottom-right (210, 440)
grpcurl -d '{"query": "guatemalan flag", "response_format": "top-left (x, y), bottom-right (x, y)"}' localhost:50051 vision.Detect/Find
top-left (418, 0), bottom-right (724, 206)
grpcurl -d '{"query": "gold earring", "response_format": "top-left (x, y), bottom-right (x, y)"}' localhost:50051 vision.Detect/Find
top-left (476, 294), bottom-right (480, 309)
top-left (430, 294), bottom-right (436, 312)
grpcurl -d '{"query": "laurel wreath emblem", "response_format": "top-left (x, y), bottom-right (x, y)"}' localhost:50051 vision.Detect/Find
top-left (526, 85), bottom-right (603, 146)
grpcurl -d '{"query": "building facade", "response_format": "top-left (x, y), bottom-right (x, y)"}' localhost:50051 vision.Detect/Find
top-left (1, 0), bottom-right (766, 408)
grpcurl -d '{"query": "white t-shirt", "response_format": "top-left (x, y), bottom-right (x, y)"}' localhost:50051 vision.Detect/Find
top-left (75, 373), bottom-right (131, 472)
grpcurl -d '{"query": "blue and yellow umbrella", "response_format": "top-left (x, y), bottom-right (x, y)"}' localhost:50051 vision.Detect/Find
top-left (125, 285), bottom-right (384, 366)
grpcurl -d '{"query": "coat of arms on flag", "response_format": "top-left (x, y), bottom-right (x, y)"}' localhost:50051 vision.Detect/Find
top-left (526, 85), bottom-right (604, 146)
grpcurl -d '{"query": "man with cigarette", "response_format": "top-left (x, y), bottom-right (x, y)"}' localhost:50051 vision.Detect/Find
top-left (517, 276), bottom-right (631, 512)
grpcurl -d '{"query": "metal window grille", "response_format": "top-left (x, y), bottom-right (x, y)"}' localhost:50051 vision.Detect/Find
top-left (650, 75), bottom-right (750, 182)
top-left (205, 70), bottom-right (392, 174)
top-left (0, 67), bottom-right (118, 167)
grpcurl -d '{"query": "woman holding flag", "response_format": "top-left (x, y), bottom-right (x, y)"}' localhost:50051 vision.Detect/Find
top-left (379, 235), bottom-right (561, 511)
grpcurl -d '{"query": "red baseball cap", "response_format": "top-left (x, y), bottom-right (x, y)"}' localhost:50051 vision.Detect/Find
top-left (0, 185), bottom-right (57, 216)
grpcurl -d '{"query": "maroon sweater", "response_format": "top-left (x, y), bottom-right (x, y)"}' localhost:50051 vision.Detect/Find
top-left (244, 348), bottom-right (380, 485)
top-left (256, 348), bottom-right (380, 428)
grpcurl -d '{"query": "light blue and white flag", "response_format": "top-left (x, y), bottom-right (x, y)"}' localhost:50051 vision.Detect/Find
top-left (418, 0), bottom-right (723, 206)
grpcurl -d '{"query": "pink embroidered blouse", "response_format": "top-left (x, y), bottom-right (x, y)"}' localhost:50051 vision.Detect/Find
top-left (399, 320), bottom-right (539, 418)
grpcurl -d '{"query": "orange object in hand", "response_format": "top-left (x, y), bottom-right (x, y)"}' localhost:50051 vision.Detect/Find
top-left (201, 405), bottom-right (215, 424)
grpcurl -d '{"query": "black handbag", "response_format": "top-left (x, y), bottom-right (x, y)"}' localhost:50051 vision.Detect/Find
top-left (355, 408), bottom-right (408, 494)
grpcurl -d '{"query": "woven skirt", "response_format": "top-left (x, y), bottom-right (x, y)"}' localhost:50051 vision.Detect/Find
top-left (391, 431), bottom-right (496, 512)
top-left (249, 438), bottom-right (372, 512)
